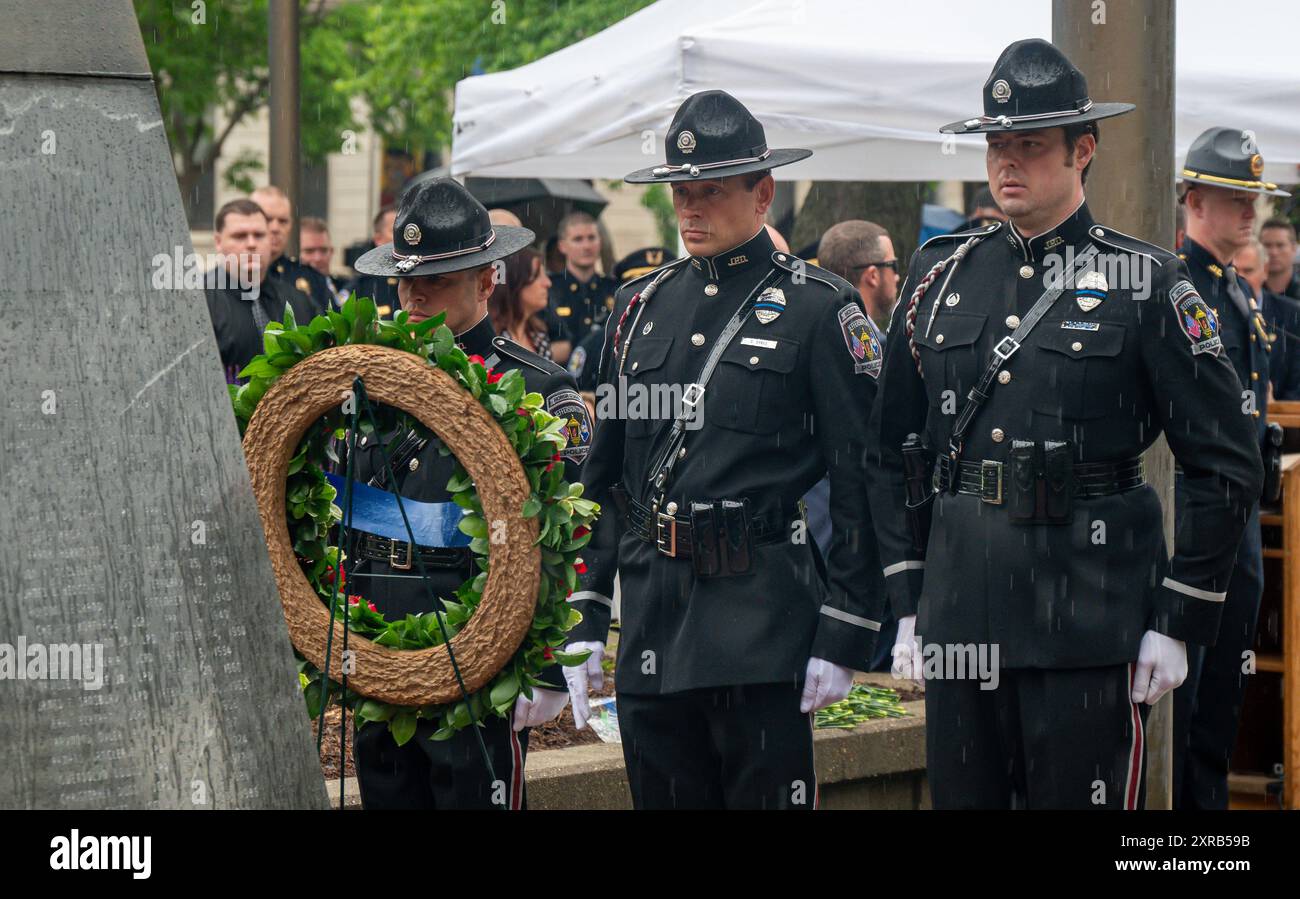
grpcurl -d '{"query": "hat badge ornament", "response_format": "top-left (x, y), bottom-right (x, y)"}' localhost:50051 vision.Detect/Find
top-left (403, 223), bottom-right (421, 246)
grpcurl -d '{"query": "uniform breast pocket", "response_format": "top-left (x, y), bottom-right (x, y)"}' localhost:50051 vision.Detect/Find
top-left (622, 337), bottom-right (674, 439)
top-left (1032, 322), bottom-right (1127, 419)
top-left (913, 312), bottom-right (988, 410)
top-left (707, 339), bottom-right (800, 434)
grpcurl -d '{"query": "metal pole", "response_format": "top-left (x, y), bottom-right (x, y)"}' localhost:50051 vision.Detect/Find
top-left (268, 0), bottom-right (301, 257)
top-left (1053, 0), bottom-right (1177, 811)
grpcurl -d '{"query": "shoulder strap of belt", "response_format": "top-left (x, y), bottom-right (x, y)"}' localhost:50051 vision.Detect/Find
top-left (641, 268), bottom-right (785, 508)
top-left (366, 428), bottom-right (429, 491)
top-left (944, 243), bottom-right (1100, 475)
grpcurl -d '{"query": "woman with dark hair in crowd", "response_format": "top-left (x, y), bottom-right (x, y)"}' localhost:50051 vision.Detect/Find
top-left (489, 247), bottom-right (554, 359)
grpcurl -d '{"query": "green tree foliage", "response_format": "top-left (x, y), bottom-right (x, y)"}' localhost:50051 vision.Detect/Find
top-left (135, 0), bottom-right (361, 205)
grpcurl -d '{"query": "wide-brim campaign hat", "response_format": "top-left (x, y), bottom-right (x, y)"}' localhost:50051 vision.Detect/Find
top-left (624, 90), bottom-right (812, 183)
top-left (940, 38), bottom-right (1135, 134)
top-left (1180, 126), bottom-right (1291, 197)
top-left (354, 177), bottom-right (536, 278)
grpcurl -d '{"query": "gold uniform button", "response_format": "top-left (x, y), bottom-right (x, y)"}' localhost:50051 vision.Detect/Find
top-left (1005, 315), bottom-right (1020, 329)
top-left (691, 333), bottom-right (705, 346)
top-left (1250, 334), bottom-right (1257, 342)
top-left (991, 428), bottom-right (1005, 443)
top-left (1019, 265), bottom-right (1034, 279)
top-left (936, 334), bottom-right (945, 344)
top-left (1252, 371), bottom-right (1260, 381)
top-left (997, 370), bottom-right (1011, 384)
top-left (1253, 410), bottom-right (1261, 419)
top-left (1072, 341), bottom-right (1083, 352)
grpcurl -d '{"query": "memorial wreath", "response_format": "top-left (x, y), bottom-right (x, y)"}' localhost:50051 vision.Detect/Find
top-left (230, 296), bottom-right (597, 745)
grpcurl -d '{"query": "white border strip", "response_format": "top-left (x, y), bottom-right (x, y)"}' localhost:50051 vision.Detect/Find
top-left (1161, 577), bottom-right (1226, 603)
top-left (819, 605), bottom-right (881, 631)
top-left (883, 560), bottom-right (924, 577)
top-left (567, 590), bottom-right (613, 608)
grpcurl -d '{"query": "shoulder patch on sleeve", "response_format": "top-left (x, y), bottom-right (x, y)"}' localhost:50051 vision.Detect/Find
top-left (837, 302), bottom-right (884, 377)
top-left (1169, 280), bottom-right (1223, 357)
top-left (545, 388), bottom-right (592, 464)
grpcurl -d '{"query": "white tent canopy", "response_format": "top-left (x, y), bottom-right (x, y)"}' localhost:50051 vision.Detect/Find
top-left (451, 0), bottom-right (1300, 185)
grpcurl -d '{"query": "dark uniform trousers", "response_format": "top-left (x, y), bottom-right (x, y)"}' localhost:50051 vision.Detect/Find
top-left (867, 206), bottom-right (1262, 810)
top-left (570, 227), bottom-right (887, 810)
top-left (617, 684), bottom-right (817, 810)
top-left (927, 664), bottom-right (1149, 809)
top-left (1171, 239), bottom-right (1270, 809)
top-left (346, 314), bottom-right (591, 810)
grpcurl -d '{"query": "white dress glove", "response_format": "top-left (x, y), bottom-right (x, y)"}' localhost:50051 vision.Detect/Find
top-left (799, 657), bottom-right (855, 713)
top-left (1130, 629), bottom-right (1187, 705)
top-left (562, 641), bottom-right (605, 730)
top-left (891, 614), bottom-right (923, 684)
top-left (512, 686), bottom-right (569, 731)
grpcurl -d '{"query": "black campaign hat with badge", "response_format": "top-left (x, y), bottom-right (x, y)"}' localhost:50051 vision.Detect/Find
top-left (354, 177), bottom-right (536, 278)
top-left (624, 90), bottom-right (811, 184)
top-left (940, 38), bottom-right (1135, 134)
top-left (1180, 126), bottom-right (1291, 198)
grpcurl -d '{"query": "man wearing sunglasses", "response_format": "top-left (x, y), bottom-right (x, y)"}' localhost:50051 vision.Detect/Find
top-left (819, 220), bottom-right (900, 331)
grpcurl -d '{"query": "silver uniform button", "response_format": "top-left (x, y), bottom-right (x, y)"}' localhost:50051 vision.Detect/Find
top-left (1019, 265), bottom-right (1034, 279)
top-left (409, 458), bottom-right (419, 472)
top-left (750, 355), bottom-right (760, 364)
top-left (359, 435), bottom-right (368, 446)
top-left (691, 333), bottom-right (705, 346)
top-left (945, 292), bottom-right (960, 307)
top-left (935, 334), bottom-right (945, 344)
top-left (678, 447), bottom-right (687, 459)
top-left (704, 284), bottom-right (719, 297)
top-left (643, 321), bottom-right (654, 334)
top-left (997, 370), bottom-right (1011, 384)
top-left (1072, 341), bottom-right (1083, 352)
top-left (991, 428), bottom-right (1005, 443)
top-left (665, 501), bottom-right (678, 515)
top-left (631, 361), bottom-right (639, 371)
top-left (1092, 227), bottom-right (1104, 238)
top-left (1005, 314), bottom-right (1020, 329)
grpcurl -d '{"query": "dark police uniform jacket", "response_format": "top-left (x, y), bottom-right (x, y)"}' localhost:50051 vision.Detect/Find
top-left (1262, 289), bottom-right (1300, 401)
top-left (867, 203), bottom-right (1262, 666)
top-left (1179, 238), bottom-right (1271, 442)
top-left (547, 269), bottom-right (618, 345)
top-left (567, 227), bottom-right (886, 694)
top-left (269, 254), bottom-right (332, 317)
top-left (204, 269), bottom-right (320, 384)
top-left (343, 315), bottom-right (592, 691)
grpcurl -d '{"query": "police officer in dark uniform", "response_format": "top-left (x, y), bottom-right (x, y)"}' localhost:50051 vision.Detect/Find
top-left (547, 211), bottom-right (619, 355)
top-left (250, 185), bottom-right (333, 317)
top-left (346, 178), bottom-right (593, 810)
top-left (868, 40), bottom-right (1263, 810)
top-left (562, 90), bottom-right (886, 809)
top-left (1172, 127), bottom-right (1289, 809)
top-left (567, 247), bottom-right (677, 394)
top-left (204, 198), bottom-right (321, 384)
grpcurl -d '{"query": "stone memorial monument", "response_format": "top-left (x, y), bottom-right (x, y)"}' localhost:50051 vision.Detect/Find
top-left (0, 0), bottom-right (328, 809)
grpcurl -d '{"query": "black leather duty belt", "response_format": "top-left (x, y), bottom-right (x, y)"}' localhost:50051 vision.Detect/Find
top-left (355, 533), bottom-right (472, 571)
top-left (936, 456), bottom-right (1145, 505)
top-left (623, 494), bottom-right (790, 559)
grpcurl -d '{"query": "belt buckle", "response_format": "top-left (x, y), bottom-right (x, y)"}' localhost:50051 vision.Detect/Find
top-left (655, 512), bottom-right (678, 558)
top-left (981, 460), bottom-right (1003, 505)
top-left (388, 539), bottom-right (414, 570)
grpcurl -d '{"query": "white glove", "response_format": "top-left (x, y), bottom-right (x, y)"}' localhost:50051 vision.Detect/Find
top-left (891, 614), bottom-right (923, 684)
top-left (512, 686), bottom-right (569, 731)
top-left (562, 641), bottom-right (605, 730)
top-left (799, 657), bottom-right (855, 713)
top-left (1131, 630), bottom-right (1187, 705)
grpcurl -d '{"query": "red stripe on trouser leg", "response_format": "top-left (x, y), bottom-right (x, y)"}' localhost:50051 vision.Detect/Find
top-left (1125, 662), bottom-right (1145, 810)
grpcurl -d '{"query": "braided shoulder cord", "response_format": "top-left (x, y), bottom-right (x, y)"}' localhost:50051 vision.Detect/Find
top-left (903, 235), bottom-right (984, 375)
top-left (612, 266), bottom-right (679, 375)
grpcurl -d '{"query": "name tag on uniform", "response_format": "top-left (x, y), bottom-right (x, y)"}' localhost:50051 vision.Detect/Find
top-left (1061, 321), bottom-right (1100, 331)
top-left (741, 337), bottom-right (778, 349)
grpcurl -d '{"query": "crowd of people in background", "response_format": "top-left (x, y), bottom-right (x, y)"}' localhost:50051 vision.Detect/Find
top-left (203, 180), bottom-right (1300, 412)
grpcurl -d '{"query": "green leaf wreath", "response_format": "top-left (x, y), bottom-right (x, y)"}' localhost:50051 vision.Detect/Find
top-left (229, 295), bottom-right (598, 744)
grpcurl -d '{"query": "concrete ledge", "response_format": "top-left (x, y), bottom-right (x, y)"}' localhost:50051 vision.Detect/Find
top-left (327, 699), bottom-right (927, 810)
